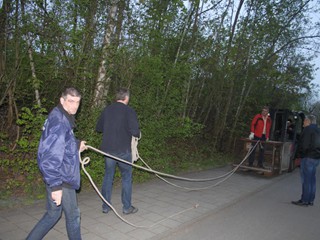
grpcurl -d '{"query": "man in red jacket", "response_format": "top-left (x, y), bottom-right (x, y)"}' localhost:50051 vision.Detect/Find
top-left (248, 106), bottom-right (272, 168)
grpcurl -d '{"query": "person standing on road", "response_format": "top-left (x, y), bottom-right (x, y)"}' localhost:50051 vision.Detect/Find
top-left (96, 87), bottom-right (140, 215)
top-left (292, 114), bottom-right (320, 207)
top-left (27, 87), bottom-right (87, 240)
top-left (248, 106), bottom-right (272, 168)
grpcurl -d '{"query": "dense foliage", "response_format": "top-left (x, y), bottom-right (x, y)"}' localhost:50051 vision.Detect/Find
top-left (0, 0), bottom-right (320, 201)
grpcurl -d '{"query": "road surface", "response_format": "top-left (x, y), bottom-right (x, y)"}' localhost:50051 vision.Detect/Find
top-left (157, 169), bottom-right (320, 240)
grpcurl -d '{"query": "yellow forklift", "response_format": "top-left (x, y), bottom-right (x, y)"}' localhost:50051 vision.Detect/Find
top-left (234, 109), bottom-right (305, 176)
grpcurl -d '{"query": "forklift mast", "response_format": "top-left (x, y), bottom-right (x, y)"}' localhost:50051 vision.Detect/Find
top-left (269, 109), bottom-right (305, 143)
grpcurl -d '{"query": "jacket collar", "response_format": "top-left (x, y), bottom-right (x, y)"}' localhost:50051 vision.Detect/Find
top-left (57, 103), bottom-right (76, 129)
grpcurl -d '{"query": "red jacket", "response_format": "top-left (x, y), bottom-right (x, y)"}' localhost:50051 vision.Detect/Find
top-left (250, 114), bottom-right (272, 139)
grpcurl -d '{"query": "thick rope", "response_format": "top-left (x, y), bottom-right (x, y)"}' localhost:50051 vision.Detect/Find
top-left (131, 135), bottom-right (140, 162)
top-left (79, 141), bottom-right (258, 227)
top-left (131, 138), bottom-right (259, 191)
top-left (85, 143), bottom-right (258, 182)
top-left (80, 152), bottom-right (199, 228)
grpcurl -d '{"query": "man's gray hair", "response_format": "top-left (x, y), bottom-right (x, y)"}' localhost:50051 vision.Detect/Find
top-left (116, 88), bottom-right (130, 101)
top-left (306, 114), bottom-right (317, 124)
top-left (61, 87), bottom-right (81, 99)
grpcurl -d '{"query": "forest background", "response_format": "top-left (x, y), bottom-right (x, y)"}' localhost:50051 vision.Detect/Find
top-left (0, 0), bottom-right (320, 204)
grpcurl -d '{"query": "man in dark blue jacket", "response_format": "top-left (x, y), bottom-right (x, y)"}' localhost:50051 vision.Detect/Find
top-left (96, 88), bottom-right (140, 215)
top-left (292, 114), bottom-right (320, 207)
top-left (27, 87), bottom-right (87, 240)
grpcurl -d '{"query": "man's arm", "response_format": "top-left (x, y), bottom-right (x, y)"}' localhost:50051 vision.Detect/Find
top-left (38, 124), bottom-right (66, 189)
top-left (96, 111), bottom-right (104, 133)
top-left (128, 108), bottom-right (140, 137)
top-left (38, 121), bottom-right (67, 206)
top-left (250, 114), bottom-right (259, 133)
top-left (300, 127), bottom-right (312, 153)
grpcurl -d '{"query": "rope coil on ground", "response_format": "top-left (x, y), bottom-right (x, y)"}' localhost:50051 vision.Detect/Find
top-left (79, 141), bottom-right (259, 228)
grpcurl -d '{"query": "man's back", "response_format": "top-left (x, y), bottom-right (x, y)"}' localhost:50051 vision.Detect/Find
top-left (96, 102), bottom-right (140, 154)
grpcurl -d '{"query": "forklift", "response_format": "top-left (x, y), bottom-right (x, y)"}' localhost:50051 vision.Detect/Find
top-left (234, 109), bottom-right (305, 176)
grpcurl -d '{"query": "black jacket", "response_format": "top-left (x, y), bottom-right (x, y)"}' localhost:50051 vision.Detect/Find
top-left (96, 102), bottom-right (140, 154)
top-left (298, 124), bottom-right (320, 159)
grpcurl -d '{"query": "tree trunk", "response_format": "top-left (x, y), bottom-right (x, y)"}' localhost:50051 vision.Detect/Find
top-left (0, 0), bottom-right (9, 84)
top-left (21, 0), bottom-right (41, 106)
top-left (78, 0), bottom-right (98, 96)
top-left (93, 1), bottom-right (118, 107)
top-left (158, 1), bottom-right (196, 116)
top-left (226, 46), bottom-right (254, 149)
top-left (182, 0), bottom-right (204, 119)
top-left (212, 0), bottom-right (245, 150)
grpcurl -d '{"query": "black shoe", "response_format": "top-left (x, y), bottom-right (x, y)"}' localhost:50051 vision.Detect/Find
top-left (291, 199), bottom-right (302, 204)
top-left (309, 202), bottom-right (314, 206)
top-left (257, 165), bottom-right (265, 169)
top-left (123, 206), bottom-right (138, 215)
top-left (102, 209), bottom-right (109, 214)
top-left (291, 200), bottom-right (309, 206)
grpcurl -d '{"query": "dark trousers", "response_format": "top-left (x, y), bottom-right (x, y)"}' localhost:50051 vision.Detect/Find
top-left (248, 134), bottom-right (266, 167)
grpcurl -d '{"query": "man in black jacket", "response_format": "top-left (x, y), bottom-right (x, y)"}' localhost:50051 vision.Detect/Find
top-left (96, 88), bottom-right (140, 215)
top-left (292, 115), bottom-right (320, 206)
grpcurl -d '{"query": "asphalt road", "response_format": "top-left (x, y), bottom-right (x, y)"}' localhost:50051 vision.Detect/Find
top-left (158, 169), bottom-right (320, 240)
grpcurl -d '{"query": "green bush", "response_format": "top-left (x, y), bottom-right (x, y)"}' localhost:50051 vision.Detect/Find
top-left (0, 105), bottom-right (48, 202)
top-left (1, 103), bottom-right (232, 206)
top-left (16, 105), bottom-right (47, 153)
top-left (0, 158), bottom-right (44, 200)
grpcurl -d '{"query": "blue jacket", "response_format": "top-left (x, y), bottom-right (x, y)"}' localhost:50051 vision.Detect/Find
top-left (37, 106), bottom-right (81, 190)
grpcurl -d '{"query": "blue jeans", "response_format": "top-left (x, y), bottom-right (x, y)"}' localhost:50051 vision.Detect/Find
top-left (27, 185), bottom-right (81, 240)
top-left (101, 152), bottom-right (133, 212)
top-left (300, 158), bottom-right (319, 203)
